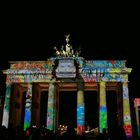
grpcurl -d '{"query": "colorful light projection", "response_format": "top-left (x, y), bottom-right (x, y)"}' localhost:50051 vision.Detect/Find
top-left (77, 105), bottom-right (85, 134)
top-left (24, 84), bottom-right (32, 130)
top-left (77, 90), bottom-right (85, 135)
top-left (79, 59), bottom-right (131, 83)
top-left (83, 60), bottom-right (126, 68)
top-left (123, 82), bottom-right (132, 137)
top-left (8, 60), bottom-right (55, 75)
top-left (134, 98), bottom-right (140, 137)
top-left (6, 60), bottom-right (131, 83)
top-left (47, 83), bottom-right (56, 131)
top-left (2, 84), bottom-right (11, 127)
top-left (2, 59), bottom-right (132, 136)
top-left (7, 74), bottom-right (52, 83)
top-left (99, 82), bottom-right (107, 133)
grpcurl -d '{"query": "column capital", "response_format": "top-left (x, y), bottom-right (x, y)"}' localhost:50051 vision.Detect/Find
top-left (5, 80), bottom-right (12, 86)
top-left (77, 78), bottom-right (84, 91)
top-left (122, 82), bottom-right (129, 88)
top-left (122, 81), bottom-right (129, 83)
top-left (99, 81), bottom-right (106, 85)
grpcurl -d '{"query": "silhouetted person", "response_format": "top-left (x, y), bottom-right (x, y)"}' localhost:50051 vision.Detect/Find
top-left (61, 125), bottom-right (79, 140)
top-left (102, 128), bottom-right (109, 140)
top-left (110, 125), bottom-right (127, 140)
top-left (117, 125), bottom-right (127, 140)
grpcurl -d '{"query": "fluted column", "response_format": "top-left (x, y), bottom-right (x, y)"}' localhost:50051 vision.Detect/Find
top-left (2, 83), bottom-right (12, 127)
top-left (47, 83), bottom-right (56, 132)
top-left (24, 83), bottom-right (32, 130)
top-left (122, 82), bottom-right (132, 137)
top-left (77, 80), bottom-right (85, 135)
top-left (99, 81), bottom-right (107, 133)
top-left (134, 98), bottom-right (140, 137)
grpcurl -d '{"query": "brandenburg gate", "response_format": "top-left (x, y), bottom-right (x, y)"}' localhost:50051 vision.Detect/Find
top-left (1, 35), bottom-right (133, 137)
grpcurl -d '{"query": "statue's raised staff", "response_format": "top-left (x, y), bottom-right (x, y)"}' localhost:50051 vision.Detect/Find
top-left (65, 34), bottom-right (74, 57)
top-left (54, 46), bottom-right (60, 56)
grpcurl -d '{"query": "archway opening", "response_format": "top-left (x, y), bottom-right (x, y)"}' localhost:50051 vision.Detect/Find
top-left (106, 90), bottom-right (118, 134)
top-left (21, 91), bottom-right (26, 128)
top-left (84, 91), bottom-right (98, 131)
top-left (59, 91), bottom-right (77, 128)
top-left (40, 91), bottom-right (48, 127)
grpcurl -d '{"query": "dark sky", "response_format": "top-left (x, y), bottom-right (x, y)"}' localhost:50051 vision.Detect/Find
top-left (0, 4), bottom-right (139, 98)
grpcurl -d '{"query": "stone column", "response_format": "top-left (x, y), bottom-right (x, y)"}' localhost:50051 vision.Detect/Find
top-left (2, 83), bottom-right (12, 127)
top-left (47, 83), bottom-right (56, 132)
top-left (122, 82), bottom-right (132, 137)
top-left (77, 80), bottom-right (85, 135)
top-left (99, 81), bottom-right (107, 133)
top-left (24, 83), bottom-right (32, 130)
top-left (134, 98), bottom-right (140, 137)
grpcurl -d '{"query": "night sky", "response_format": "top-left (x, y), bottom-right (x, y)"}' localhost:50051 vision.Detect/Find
top-left (0, 5), bottom-right (139, 98)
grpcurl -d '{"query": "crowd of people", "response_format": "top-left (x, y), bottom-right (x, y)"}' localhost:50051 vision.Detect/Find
top-left (0, 124), bottom-right (138, 140)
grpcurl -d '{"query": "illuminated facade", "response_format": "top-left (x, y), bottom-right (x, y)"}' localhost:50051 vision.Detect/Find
top-left (1, 35), bottom-right (133, 137)
top-left (134, 98), bottom-right (140, 137)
